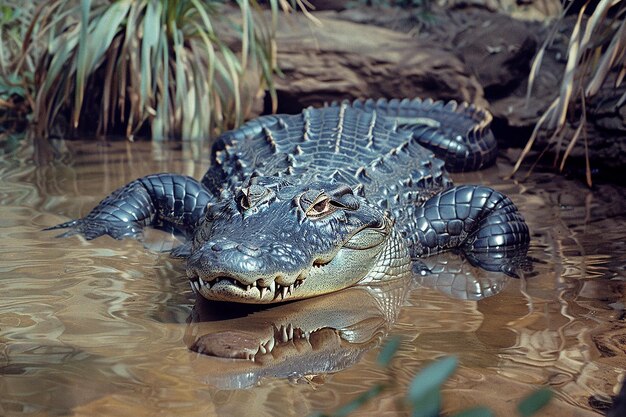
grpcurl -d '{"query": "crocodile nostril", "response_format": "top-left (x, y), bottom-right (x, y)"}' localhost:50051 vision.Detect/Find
top-left (236, 243), bottom-right (261, 257)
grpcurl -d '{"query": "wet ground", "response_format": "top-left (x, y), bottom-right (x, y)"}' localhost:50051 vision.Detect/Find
top-left (1, 139), bottom-right (625, 416)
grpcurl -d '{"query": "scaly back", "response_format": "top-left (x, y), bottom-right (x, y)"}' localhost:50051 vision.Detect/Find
top-left (202, 103), bottom-right (452, 207)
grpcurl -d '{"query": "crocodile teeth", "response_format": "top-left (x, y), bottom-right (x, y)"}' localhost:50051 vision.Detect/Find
top-left (288, 284), bottom-right (294, 295)
top-left (245, 284), bottom-right (251, 291)
top-left (189, 280), bottom-right (200, 294)
top-left (287, 323), bottom-right (294, 340)
top-left (264, 337), bottom-right (275, 352)
top-left (281, 285), bottom-right (289, 299)
top-left (281, 325), bottom-right (288, 342)
top-left (259, 287), bottom-right (268, 299)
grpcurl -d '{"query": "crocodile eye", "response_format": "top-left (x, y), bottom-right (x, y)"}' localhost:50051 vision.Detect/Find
top-left (306, 196), bottom-right (333, 218)
top-left (313, 198), bottom-right (329, 213)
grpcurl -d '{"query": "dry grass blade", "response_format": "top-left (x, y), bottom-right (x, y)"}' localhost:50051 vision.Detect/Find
top-left (583, 119), bottom-right (592, 187)
top-left (560, 119), bottom-right (584, 172)
top-left (520, 0), bottom-right (625, 183)
top-left (585, 18), bottom-right (626, 96)
top-left (580, 0), bottom-right (619, 48)
top-left (510, 99), bottom-right (558, 176)
top-left (617, 66), bottom-right (625, 88)
top-left (72, 0), bottom-right (91, 128)
top-left (524, 1), bottom-right (575, 106)
top-left (525, 46), bottom-right (546, 107)
top-left (549, 4), bottom-right (585, 131)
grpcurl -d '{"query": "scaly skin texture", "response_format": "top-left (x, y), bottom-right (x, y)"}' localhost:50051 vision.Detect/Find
top-left (47, 98), bottom-right (530, 304)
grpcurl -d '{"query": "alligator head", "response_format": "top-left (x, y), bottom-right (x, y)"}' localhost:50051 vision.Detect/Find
top-left (186, 175), bottom-right (410, 303)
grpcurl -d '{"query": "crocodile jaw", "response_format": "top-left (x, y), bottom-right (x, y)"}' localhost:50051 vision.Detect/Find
top-left (188, 218), bottom-right (399, 304)
top-left (189, 242), bottom-right (392, 303)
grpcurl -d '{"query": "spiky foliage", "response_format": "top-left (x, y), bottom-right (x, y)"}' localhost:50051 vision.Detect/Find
top-left (0, 1), bottom-right (37, 86)
top-left (514, 0), bottom-right (626, 186)
top-left (25, 0), bottom-right (279, 140)
top-left (0, 1), bottom-right (37, 133)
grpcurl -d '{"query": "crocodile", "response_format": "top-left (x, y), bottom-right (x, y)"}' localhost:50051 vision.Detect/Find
top-left (47, 98), bottom-right (530, 304)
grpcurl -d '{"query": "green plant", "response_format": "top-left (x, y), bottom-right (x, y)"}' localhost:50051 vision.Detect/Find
top-left (0, 1), bottom-right (37, 87)
top-left (513, 0), bottom-right (626, 186)
top-left (312, 337), bottom-right (553, 417)
top-left (0, 1), bottom-right (37, 134)
top-left (24, 0), bottom-right (281, 140)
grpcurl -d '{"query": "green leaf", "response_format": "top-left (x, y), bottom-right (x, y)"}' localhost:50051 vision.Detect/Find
top-left (38, 29), bottom-right (78, 108)
top-left (72, 0), bottom-right (91, 127)
top-left (407, 356), bottom-right (458, 404)
top-left (377, 336), bottom-right (401, 367)
top-left (449, 407), bottom-right (495, 417)
top-left (89, 7), bottom-right (131, 62)
top-left (409, 387), bottom-right (440, 417)
top-left (0, 72), bottom-right (26, 97)
top-left (517, 388), bottom-right (553, 417)
top-left (141, 0), bottom-right (161, 109)
top-left (73, 0), bottom-right (131, 128)
top-left (239, 0), bottom-right (249, 70)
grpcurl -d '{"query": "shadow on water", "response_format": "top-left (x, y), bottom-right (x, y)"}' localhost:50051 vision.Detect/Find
top-left (1, 140), bottom-right (624, 416)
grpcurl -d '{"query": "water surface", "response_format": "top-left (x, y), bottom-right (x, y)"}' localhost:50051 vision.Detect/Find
top-left (1, 140), bottom-right (625, 416)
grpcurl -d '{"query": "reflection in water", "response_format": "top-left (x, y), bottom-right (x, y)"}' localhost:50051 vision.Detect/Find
top-left (0, 140), bottom-right (624, 416)
top-left (416, 252), bottom-right (514, 300)
top-left (185, 276), bottom-right (412, 389)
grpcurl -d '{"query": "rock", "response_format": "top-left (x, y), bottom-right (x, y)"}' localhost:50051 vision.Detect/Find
top-left (448, 10), bottom-right (539, 98)
top-left (271, 13), bottom-right (486, 113)
top-left (432, 9), bottom-right (555, 146)
top-left (442, 0), bottom-right (562, 21)
top-left (328, 6), bottom-right (554, 142)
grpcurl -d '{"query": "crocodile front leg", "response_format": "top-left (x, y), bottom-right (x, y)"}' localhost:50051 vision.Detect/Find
top-left (410, 185), bottom-right (530, 276)
top-left (46, 174), bottom-right (212, 241)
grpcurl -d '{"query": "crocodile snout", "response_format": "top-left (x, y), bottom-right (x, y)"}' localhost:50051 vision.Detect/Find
top-left (209, 240), bottom-right (261, 257)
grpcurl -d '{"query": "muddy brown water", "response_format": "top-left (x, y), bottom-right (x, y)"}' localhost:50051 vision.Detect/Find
top-left (1, 140), bottom-right (625, 417)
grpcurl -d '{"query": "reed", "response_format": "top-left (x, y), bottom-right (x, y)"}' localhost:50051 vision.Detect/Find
top-left (513, 0), bottom-right (625, 186)
top-left (10, 0), bottom-right (281, 140)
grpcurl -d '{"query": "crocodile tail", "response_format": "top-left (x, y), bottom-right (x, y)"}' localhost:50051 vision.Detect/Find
top-left (411, 185), bottom-right (530, 277)
top-left (337, 97), bottom-right (498, 172)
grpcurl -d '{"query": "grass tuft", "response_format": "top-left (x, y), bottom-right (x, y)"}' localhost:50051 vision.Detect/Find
top-left (515, 0), bottom-right (626, 186)
top-left (9, 0), bottom-right (282, 141)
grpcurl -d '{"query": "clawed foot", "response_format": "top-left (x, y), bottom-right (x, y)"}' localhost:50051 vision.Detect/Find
top-left (44, 218), bottom-right (143, 240)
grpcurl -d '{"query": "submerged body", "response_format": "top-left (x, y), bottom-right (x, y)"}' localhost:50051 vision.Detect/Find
top-left (48, 98), bottom-right (530, 303)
